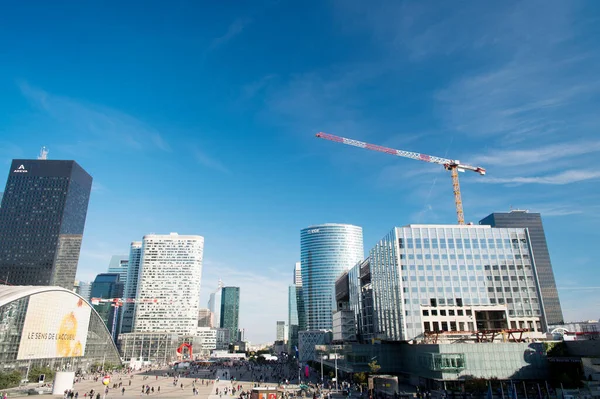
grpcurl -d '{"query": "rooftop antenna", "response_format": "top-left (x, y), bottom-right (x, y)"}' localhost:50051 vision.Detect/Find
top-left (38, 146), bottom-right (49, 160)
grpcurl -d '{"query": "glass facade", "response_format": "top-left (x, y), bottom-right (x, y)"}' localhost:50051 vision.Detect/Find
top-left (90, 273), bottom-right (124, 340)
top-left (120, 241), bottom-right (142, 334)
top-left (368, 225), bottom-right (545, 341)
top-left (480, 211), bottom-right (563, 325)
top-left (0, 160), bottom-right (92, 289)
top-left (220, 287), bottom-right (240, 343)
top-left (0, 286), bottom-right (120, 372)
top-left (301, 224), bottom-right (364, 330)
top-left (288, 285), bottom-right (299, 351)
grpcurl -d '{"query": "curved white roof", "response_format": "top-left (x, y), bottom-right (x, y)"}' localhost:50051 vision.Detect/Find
top-left (0, 285), bottom-right (86, 308)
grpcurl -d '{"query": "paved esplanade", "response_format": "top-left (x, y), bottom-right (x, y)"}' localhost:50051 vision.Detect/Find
top-left (48, 364), bottom-right (305, 399)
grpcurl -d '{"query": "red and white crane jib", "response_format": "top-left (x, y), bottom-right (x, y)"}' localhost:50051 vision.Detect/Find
top-left (315, 132), bottom-right (486, 175)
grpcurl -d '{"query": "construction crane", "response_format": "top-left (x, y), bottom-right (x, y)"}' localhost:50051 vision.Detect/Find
top-left (315, 132), bottom-right (486, 225)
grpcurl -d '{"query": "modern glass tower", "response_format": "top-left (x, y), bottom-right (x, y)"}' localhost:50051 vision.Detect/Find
top-left (220, 286), bottom-right (240, 343)
top-left (288, 285), bottom-right (299, 351)
top-left (301, 223), bottom-right (364, 330)
top-left (479, 210), bottom-right (564, 325)
top-left (0, 159), bottom-right (92, 289)
top-left (107, 255), bottom-right (129, 285)
top-left (90, 273), bottom-right (124, 340)
top-left (120, 241), bottom-right (142, 334)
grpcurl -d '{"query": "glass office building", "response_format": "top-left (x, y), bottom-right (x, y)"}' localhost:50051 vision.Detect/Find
top-left (120, 241), bottom-right (142, 334)
top-left (301, 224), bottom-right (364, 330)
top-left (364, 224), bottom-right (546, 342)
top-left (0, 160), bottom-right (92, 289)
top-left (220, 286), bottom-right (240, 343)
top-left (288, 285), bottom-right (299, 351)
top-left (90, 273), bottom-right (124, 340)
top-left (480, 211), bottom-right (563, 325)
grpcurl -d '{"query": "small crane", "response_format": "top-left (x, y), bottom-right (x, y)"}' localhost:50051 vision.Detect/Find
top-left (315, 132), bottom-right (486, 225)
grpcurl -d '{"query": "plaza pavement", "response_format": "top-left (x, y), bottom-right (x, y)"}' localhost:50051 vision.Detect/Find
top-left (42, 369), bottom-right (288, 399)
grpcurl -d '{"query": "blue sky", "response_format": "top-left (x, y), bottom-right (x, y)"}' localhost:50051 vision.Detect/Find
top-left (1, 1), bottom-right (599, 343)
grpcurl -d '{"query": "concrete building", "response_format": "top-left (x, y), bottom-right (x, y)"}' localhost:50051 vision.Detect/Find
top-left (198, 308), bottom-right (214, 328)
top-left (196, 327), bottom-right (217, 357)
top-left (301, 224), bottom-right (364, 330)
top-left (216, 328), bottom-right (231, 350)
top-left (133, 233), bottom-right (204, 335)
top-left (220, 287), bottom-right (240, 343)
top-left (480, 210), bottom-right (564, 325)
top-left (276, 321), bottom-right (286, 341)
top-left (0, 159), bottom-right (92, 289)
top-left (120, 241), bottom-right (142, 334)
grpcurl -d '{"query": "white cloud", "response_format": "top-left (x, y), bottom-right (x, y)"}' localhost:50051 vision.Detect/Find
top-left (200, 262), bottom-right (289, 344)
top-left (18, 82), bottom-right (171, 153)
top-left (193, 147), bottom-right (230, 174)
top-left (208, 18), bottom-right (252, 51)
top-left (471, 141), bottom-right (600, 167)
top-left (478, 170), bottom-right (600, 185)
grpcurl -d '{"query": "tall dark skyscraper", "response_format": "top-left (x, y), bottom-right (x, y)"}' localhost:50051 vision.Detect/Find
top-left (0, 159), bottom-right (92, 289)
top-left (220, 286), bottom-right (240, 343)
top-left (479, 210), bottom-right (564, 325)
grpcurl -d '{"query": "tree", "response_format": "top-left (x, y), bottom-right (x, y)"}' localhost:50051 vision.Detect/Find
top-left (0, 370), bottom-right (22, 390)
top-left (354, 372), bottom-right (367, 385)
top-left (368, 360), bottom-right (381, 374)
top-left (28, 366), bottom-right (55, 383)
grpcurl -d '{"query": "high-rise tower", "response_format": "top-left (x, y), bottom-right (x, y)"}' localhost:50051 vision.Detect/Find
top-left (133, 233), bottom-right (204, 334)
top-left (220, 286), bottom-right (240, 343)
top-left (0, 159), bottom-right (92, 288)
top-left (119, 241), bottom-right (142, 334)
top-left (301, 223), bottom-right (363, 330)
top-left (479, 210), bottom-right (563, 325)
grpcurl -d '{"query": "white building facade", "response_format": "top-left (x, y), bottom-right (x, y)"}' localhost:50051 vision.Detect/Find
top-left (133, 233), bottom-right (204, 335)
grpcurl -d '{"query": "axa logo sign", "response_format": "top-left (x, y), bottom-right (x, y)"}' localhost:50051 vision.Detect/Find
top-left (13, 164), bottom-right (28, 173)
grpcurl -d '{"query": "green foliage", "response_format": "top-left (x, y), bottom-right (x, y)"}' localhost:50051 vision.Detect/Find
top-left (28, 366), bottom-right (55, 383)
top-left (368, 360), bottom-right (381, 374)
top-left (462, 376), bottom-right (488, 393)
top-left (0, 370), bottom-right (23, 390)
top-left (545, 341), bottom-right (568, 357)
top-left (353, 372), bottom-right (367, 385)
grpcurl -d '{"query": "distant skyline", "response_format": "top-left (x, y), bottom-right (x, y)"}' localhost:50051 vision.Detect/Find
top-left (1, 1), bottom-right (599, 342)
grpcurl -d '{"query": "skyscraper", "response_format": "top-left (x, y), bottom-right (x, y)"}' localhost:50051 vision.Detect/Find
top-left (120, 241), bottom-right (142, 334)
top-left (220, 286), bottom-right (240, 343)
top-left (133, 233), bottom-right (204, 335)
top-left (0, 159), bottom-right (92, 288)
top-left (107, 255), bottom-right (129, 284)
top-left (294, 262), bottom-right (302, 286)
top-left (90, 273), bottom-right (124, 339)
top-left (301, 223), bottom-right (364, 330)
top-left (208, 280), bottom-right (224, 327)
top-left (479, 210), bottom-right (563, 325)
top-left (276, 320), bottom-right (286, 341)
top-left (288, 285), bottom-right (299, 351)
